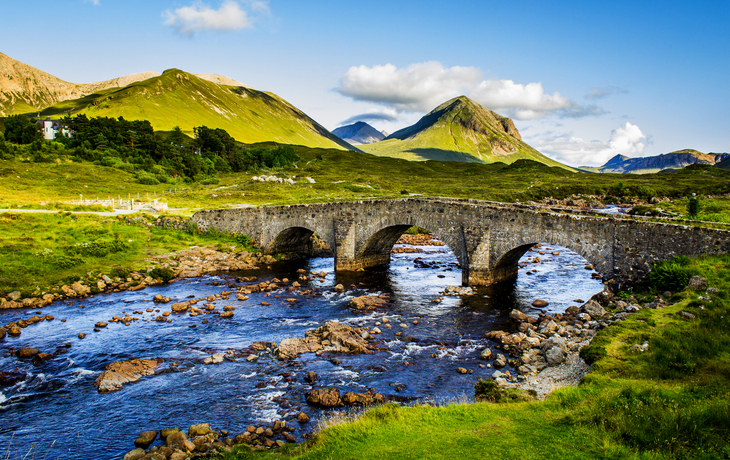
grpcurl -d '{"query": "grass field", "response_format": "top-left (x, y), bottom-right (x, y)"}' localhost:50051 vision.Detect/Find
top-left (0, 212), bottom-right (246, 296)
top-left (218, 255), bottom-right (730, 460)
top-left (3, 145), bottom-right (730, 217)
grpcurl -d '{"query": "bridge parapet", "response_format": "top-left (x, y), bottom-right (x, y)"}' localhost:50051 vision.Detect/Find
top-left (192, 198), bottom-right (730, 287)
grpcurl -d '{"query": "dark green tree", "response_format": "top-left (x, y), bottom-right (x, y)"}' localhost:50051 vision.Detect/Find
top-left (4, 114), bottom-right (42, 144)
top-left (688, 195), bottom-right (700, 217)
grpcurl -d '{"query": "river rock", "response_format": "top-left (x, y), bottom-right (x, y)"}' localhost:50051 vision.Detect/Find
top-left (171, 302), bottom-right (189, 313)
top-left (275, 321), bottom-right (374, 359)
top-left (168, 453), bottom-right (187, 460)
top-left (94, 358), bottom-right (160, 393)
top-left (582, 300), bottom-right (606, 320)
top-left (189, 423), bottom-right (211, 437)
top-left (160, 427), bottom-right (181, 440)
top-left (305, 371), bottom-right (318, 384)
top-left (532, 299), bottom-right (549, 308)
top-left (480, 348), bottom-right (492, 359)
top-left (166, 431), bottom-right (195, 452)
top-left (0, 327), bottom-right (6, 340)
top-left (509, 309), bottom-right (528, 321)
top-left (545, 346), bottom-right (567, 366)
top-left (0, 371), bottom-right (24, 387)
top-left (298, 412), bottom-right (310, 423)
top-left (305, 388), bottom-right (341, 407)
top-left (16, 348), bottom-right (40, 359)
top-left (333, 284), bottom-right (345, 293)
top-left (494, 354), bottom-right (507, 368)
top-left (341, 390), bottom-right (386, 406)
top-left (123, 448), bottom-right (146, 460)
top-left (134, 430), bottom-right (158, 448)
top-left (348, 296), bottom-right (388, 310)
top-left (32, 353), bottom-right (53, 365)
top-left (688, 276), bottom-right (708, 291)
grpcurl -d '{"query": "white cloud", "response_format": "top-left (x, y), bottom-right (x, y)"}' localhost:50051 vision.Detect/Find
top-left (337, 62), bottom-right (482, 112)
top-left (585, 86), bottom-right (628, 100)
top-left (337, 61), bottom-right (603, 120)
top-left (526, 122), bottom-right (648, 166)
top-left (163, 1), bottom-right (262, 36)
top-left (339, 108), bottom-right (399, 126)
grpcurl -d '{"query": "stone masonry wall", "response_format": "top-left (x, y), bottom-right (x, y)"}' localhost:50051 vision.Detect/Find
top-left (191, 198), bottom-right (730, 287)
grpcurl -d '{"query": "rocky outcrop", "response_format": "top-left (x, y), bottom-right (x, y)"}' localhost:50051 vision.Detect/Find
top-left (94, 358), bottom-right (161, 393)
top-left (275, 321), bottom-right (374, 359)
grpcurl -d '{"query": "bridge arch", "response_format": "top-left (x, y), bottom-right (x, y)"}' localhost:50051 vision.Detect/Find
top-left (489, 230), bottom-right (609, 285)
top-left (262, 222), bottom-right (335, 257)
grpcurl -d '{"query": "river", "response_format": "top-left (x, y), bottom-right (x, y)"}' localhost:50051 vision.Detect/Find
top-left (0, 240), bottom-right (602, 459)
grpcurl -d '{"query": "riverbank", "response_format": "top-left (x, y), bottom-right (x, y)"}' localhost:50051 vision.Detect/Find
top-left (214, 255), bottom-right (730, 460)
top-left (0, 211), bottom-right (260, 307)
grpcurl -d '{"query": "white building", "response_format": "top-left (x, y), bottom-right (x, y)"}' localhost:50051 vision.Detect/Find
top-left (36, 117), bottom-right (70, 140)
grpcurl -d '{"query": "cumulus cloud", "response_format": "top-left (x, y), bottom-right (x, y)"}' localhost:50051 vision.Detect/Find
top-left (526, 122), bottom-right (648, 166)
top-left (337, 61), bottom-right (603, 120)
top-left (337, 62), bottom-right (482, 112)
top-left (585, 86), bottom-right (628, 100)
top-left (163, 1), bottom-right (266, 36)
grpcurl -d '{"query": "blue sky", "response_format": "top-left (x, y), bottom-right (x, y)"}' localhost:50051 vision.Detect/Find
top-left (2, 0), bottom-right (728, 166)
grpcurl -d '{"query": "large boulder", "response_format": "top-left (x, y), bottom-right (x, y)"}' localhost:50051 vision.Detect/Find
top-left (275, 321), bottom-right (374, 359)
top-left (94, 358), bottom-right (160, 393)
top-left (305, 388), bottom-right (341, 407)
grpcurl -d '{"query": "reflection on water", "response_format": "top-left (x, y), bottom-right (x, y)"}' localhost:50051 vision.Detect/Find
top-left (0, 242), bottom-right (602, 458)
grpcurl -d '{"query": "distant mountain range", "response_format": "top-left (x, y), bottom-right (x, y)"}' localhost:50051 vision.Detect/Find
top-left (332, 121), bottom-right (386, 145)
top-left (579, 149), bottom-right (730, 174)
top-left (359, 96), bottom-right (569, 169)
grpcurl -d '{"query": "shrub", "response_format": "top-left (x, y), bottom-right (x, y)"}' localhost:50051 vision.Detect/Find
top-left (688, 196), bottom-right (701, 217)
top-left (136, 171), bottom-right (160, 185)
top-left (68, 240), bottom-right (129, 258)
top-left (50, 254), bottom-right (85, 268)
top-left (648, 256), bottom-right (696, 292)
top-left (149, 267), bottom-right (176, 283)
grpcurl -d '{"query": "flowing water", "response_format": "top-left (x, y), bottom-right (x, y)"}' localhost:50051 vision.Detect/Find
top-left (0, 242), bottom-right (602, 459)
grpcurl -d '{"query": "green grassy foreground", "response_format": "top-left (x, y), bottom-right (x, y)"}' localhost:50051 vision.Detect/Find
top-left (0, 212), bottom-right (247, 296)
top-left (221, 255), bottom-right (730, 460)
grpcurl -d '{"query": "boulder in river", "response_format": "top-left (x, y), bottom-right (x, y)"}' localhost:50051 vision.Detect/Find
top-left (341, 390), bottom-right (386, 406)
top-left (94, 358), bottom-right (161, 393)
top-left (275, 321), bottom-right (374, 359)
top-left (166, 431), bottom-right (195, 452)
top-left (348, 296), bottom-right (388, 310)
top-left (531, 299), bottom-right (549, 308)
top-left (0, 327), bottom-right (6, 340)
top-left (582, 300), bottom-right (606, 320)
top-left (16, 348), bottom-right (40, 359)
top-left (134, 430), bottom-right (158, 448)
top-left (305, 388), bottom-right (341, 407)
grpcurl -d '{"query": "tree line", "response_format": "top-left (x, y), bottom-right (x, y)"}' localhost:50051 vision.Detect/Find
top-left (0, 114), bottom-right (299, 183)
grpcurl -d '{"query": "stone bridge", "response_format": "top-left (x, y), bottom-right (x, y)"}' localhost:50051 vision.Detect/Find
top-left (191, 198), bottom-right (730, 288)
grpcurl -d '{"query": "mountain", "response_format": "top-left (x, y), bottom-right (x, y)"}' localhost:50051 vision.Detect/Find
top-left (1, 53), bottom-right (354, 150)
top-left (33, 69), bottom-right (354, 150)
top-left (359, 96), bottom-right (568, 169)
top-left (332, 121), bottom-right (386, 145)
top-left (581, 149), bottom-right (730, 174)
top-left (0, 52), bottom-right (160, 116)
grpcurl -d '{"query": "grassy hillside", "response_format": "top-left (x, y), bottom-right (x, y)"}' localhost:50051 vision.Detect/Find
top-left (34, 69), bottom-right (355, 151)
top-left (361, 96), bottom-right (569, 170)
top-left (3, 145), bottom-right (730, 212)
top-left (218, 254), bottom-right (730, 460)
